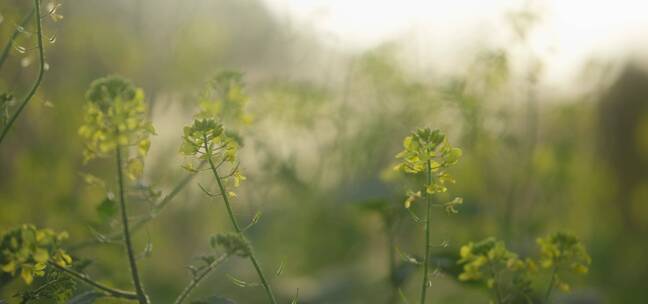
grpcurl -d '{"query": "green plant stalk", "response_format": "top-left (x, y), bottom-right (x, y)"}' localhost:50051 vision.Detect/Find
top-left (49, 262), bottom-right (139, 300)
top-left (174, 253), bottom-right (228, 304)
top-left (420, 159), bottom-right (432, 304)
top-left (0, 0), bottom-right (44, 146)
top-left (0, 8), bottom-right (35, 72)
top-left (386, 222), bottom-right (398, 304)
top-left (68, 161), bottom-right (206, 250)
top-left (20, 275), bottom-right (67, 304)
top-left (543, 265), bottom-right (558, 303)
top-left (205, 141), bottom-right (277, 304)
top-left (116, 144), bottom-right (149, 304)
top-left (488, 263), bottom-right (503, 304)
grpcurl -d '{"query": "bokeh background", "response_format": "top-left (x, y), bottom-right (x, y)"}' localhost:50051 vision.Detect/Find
top-left (2, 0), bottom-right (648, 303)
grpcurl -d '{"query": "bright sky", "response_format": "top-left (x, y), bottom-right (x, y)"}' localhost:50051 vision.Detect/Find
top-left (263, 0), bottom-right (648, 87)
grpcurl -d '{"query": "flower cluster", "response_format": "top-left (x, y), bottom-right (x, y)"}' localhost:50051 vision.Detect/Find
top-left (537, 232), bottom-right (591, 291)
top-left (458, 237), bottom-right (536, 302)
top-left (78, 75), bottom-right (155, 179)
top-left (458, 238), bottom-right (531, 285)
top-left (1, 225), bottom-right (72, 285)
top-left (196, 71), bottom-right (252, 126)
top-left (458, 232), bottom-right (591, 301)
top-left (394, 128), bottom-right (462, 207)
top-left (180, 119), bottom-right (246, 188)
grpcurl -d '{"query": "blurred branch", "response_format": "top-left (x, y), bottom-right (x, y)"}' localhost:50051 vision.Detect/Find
top-left (49, 262), bottom-right (139, 300)
top-left (174, 253), bottom-right (228, 304)
top-left (0, 8), bottom-right (35, 72)
top-left (69, 161), bottom-right (205, 250)
top-left (0, 0), bottom-right (45, 146)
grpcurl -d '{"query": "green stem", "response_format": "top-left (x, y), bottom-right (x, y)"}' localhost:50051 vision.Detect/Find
top-left (205, 139), bottom-right (277, 304)
top-left (386, 221), bottom-right (398, 304)
top-left (0, 8), bottom-right (35, 72)
top-left (420, 159), bottom-right (432, 304)
top-left (174, 254), bottom-right (229, 304)
top-left (0, 0), bottom-right (45, 146)
top-left (488, 263), bottom-right (504, 304)
top-left (68, 161), bottom-right (206, 250)
top-left (21, 275), bottom-right (66, 304)
top-left (116, 144), bottom-right (149, 304)
top-left (49, 262), bottom-right (139, 300)
top-left (543, 265), bottom-right (558, 303)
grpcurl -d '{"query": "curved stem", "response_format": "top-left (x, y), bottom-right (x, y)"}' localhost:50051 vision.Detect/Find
top-left (205, 139), bottom-right (277, 304)
top-left (174, 254), bottom-right (228, 304)
top-left (116, 144), bottom-right (149, 304)
top-left (0, 0), bottom-right (45, 146)
top-left (420, 159), bottom-right (432, 304)
top-left (0, 8), bottom-right (35, 72)
top-left (543, 265), bottom-right (558, 303)
top-left (49, 262), bottom-right (139, 300)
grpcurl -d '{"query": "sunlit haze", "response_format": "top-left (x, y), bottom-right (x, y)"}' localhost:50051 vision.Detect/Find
top-left (264, 0), bottom-right (648, 87)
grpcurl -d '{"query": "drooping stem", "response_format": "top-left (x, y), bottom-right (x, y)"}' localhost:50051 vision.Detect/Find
top-left (49, 262), bottom-right (139, 300)
top-left (174, 253), bottom-right (228, 304)
top-left (420, 158), bottom-right (432, 304)
top-left (0, 8), bottom-right (35, 72)
top-left (116, 144), bottom-right (149, 304)
top-left (205, 139), bottom-right (277, 304)
top-left (543, 265), bottom-right (558, 303)
top-left (0, 0), bottom-right (45, 146)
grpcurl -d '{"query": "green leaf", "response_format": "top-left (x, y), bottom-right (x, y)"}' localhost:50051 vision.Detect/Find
top-left (96, 195), bottom-right (117, 221)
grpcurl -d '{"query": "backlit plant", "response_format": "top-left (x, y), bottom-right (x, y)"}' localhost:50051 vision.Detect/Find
top-left (77, 75), bottom-right (155, 304)
top-left (0, 0), bottom-right (62, 146)
top-left (180, 72), bottom-right (277, 304)
top-left (196, 70), bottom-right (253, 127)
top-left (394, 128), bottom-right (462, 304)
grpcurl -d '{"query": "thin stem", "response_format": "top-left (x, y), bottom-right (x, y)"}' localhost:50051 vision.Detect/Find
top-left (543, 265), bottom-right (558, 303)
top-left (205, 139), bottom-right (277, 304)
top-left (21, 275), bottom-right (66, 304)
top-left (386, 220), bottom-right (399, 304)
top-left (116, 144), bottom-right (149, 304)
top-left (0, 0), bottom-right (45, 146)
top-left (208, 158), bottom-right (242, 232)
top-left (68, 162), bottom-right (205, 250)
top-left (48, 262), bottom-right (139, 300)
top-left (0, 8), bottom-right (35, 72)
top-left (488, 263), bottom-right (504, 304)
top-left (174, 254), bottom-right (228, 304)
top-left (420, 159), bottom-right (432, 304)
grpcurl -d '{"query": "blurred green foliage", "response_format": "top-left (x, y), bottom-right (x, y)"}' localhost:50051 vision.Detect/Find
top-left (1, 0), bottom-right (647, 303)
